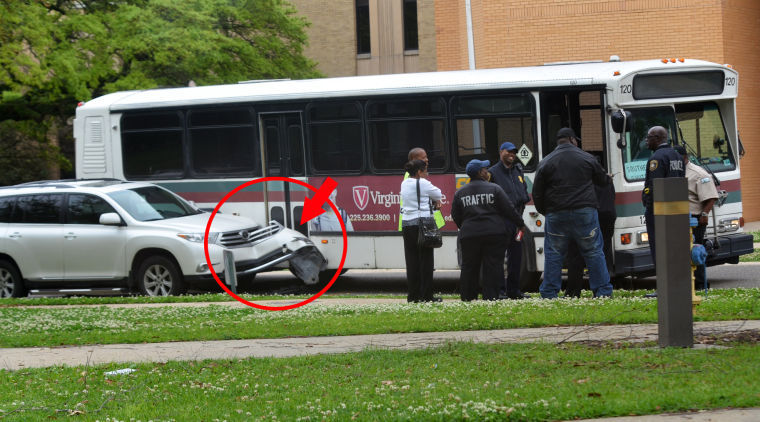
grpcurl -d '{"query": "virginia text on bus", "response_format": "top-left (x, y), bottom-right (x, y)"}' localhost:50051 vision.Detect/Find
top-left (74, 58), bottom-right (754, 289)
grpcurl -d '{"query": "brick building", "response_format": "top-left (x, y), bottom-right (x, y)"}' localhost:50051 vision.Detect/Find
top-left (293, 0), bottom-right (760, 220)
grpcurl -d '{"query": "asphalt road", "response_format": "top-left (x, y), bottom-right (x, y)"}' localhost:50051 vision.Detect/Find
top-left (249, 262), bottom-right (760, 296)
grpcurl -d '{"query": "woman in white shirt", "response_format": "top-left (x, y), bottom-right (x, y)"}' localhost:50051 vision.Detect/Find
top-left (400, 159), bottom-right (442, 302)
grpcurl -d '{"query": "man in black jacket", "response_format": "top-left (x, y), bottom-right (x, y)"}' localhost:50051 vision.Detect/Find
top-left (489, 141), bottom-right (531, 299)
top-left (452, 159), bottom-right (526, 301)
top-left (532, 128), bottom-right (613, 299)
top-left (565, 153), bottom-right (616, 297)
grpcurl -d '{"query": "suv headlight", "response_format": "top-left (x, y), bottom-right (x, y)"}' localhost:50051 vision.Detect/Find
top-left (177, 232), bottom-right (219, 244)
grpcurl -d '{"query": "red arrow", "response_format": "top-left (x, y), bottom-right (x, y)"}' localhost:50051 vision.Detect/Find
top-left (300, 177), bottom-right (338, 225)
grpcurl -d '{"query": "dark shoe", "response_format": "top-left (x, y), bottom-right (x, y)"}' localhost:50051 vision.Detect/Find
top-left (564, 290), bottom-right (581, 298)
top-left (508, 292), bottom-right (531, 300)
top-left (423, 296), bottom-right (442, 303)
top-left (644, 292), bottom-right (657, 298)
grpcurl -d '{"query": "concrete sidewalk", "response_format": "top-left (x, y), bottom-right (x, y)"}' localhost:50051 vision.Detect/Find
top-left (3, 319), bottom-right (758, 370)
top-left (582, 407), bottom-right (760, 421)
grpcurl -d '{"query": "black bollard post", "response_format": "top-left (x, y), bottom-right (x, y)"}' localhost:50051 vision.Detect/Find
top-left (653, 177), bottom-right (692, 348)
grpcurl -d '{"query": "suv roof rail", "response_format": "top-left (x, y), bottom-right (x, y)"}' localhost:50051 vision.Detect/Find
top-left (3, 178), bottom-right (127, 190)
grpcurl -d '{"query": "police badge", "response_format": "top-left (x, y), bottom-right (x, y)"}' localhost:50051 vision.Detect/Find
top-left (648, 160), bottom-right (658, 172)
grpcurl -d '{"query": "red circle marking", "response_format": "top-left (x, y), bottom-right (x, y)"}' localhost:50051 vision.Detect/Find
top-left (203, 177), bottom-right (348, 310)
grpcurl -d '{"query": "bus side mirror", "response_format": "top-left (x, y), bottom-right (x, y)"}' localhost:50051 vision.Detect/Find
top-left (611, 110), bottom-right (632, 133)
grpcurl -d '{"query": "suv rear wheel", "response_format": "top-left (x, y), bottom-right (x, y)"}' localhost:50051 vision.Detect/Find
top-left (0, 260), bottom-right (26, 298)
top-left (137, 256), bottom-right (185, 296)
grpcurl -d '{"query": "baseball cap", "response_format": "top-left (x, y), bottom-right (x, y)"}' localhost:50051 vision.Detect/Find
top-left (500, 142), bottom-right (518, 152)
top-left (556, 127), bottom-right (580, 141)
top-left (465, 159), bottom-right (490, 178)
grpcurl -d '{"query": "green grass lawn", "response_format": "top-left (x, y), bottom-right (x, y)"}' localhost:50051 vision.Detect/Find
top-left (1, 341), bottom-right (758, 421)
top-left (1, 289), bottom-right (758, 348)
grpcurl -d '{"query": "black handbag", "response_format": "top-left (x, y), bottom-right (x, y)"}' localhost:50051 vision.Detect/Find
top-left (416, 179), bottom-right (442, 248)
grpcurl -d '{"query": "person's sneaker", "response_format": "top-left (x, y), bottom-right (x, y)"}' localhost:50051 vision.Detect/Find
top-left (508, 292), bottom-right (531, 300)
top-left (644, 292), bottom-right (657, 298)
top-left (425, 296), bottom-right (443, 303)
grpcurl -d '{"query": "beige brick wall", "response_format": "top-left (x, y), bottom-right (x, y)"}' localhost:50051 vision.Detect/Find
top-left (292, 0), bottom-right (436, 77)
top-left (435, 0), bottom-right (760, 220)
top-left (289, 0), bottom-right (357, 77)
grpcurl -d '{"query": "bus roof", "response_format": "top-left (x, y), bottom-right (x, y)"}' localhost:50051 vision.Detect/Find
top-left (81, 59), bottom-right (732, 112)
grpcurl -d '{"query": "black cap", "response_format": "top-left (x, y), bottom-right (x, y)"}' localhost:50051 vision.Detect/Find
top-left (674, 145), bottom-right (687, 156)
top-left (556, 127), bottom-right (580, 141)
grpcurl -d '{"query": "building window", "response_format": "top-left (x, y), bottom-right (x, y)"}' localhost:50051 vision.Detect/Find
top-left (403, 0), bottom-right (418, 51)
top-left (356, 0), bottom-right (370, 55)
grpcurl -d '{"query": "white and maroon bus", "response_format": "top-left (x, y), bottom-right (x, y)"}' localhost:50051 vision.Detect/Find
top-left (75, 58), bottom-right (753, 288)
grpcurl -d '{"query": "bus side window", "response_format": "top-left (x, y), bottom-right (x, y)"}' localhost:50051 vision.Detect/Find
top-left (307, 102), bottom-right (363, 173)
top-left (452, 94), bottom-right (536, 171)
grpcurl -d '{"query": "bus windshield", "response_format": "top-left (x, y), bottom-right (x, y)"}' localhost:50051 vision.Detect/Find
top-left (675, 102), bottom-right (736, 173)
top-left (621, 107), bottom-right (678, 181)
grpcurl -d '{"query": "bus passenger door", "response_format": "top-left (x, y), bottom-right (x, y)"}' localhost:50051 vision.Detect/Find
top-left (539, 89), bottom-right (607, 165)
top-left (259, 112), bottom-right (309, 236)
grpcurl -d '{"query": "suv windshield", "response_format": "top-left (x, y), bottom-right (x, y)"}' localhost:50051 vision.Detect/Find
top-left (108, 186), bottom-right (201, 221)
top-left (676, 102), bottom-right (735, 173)
top-left (621, 107), bottom-right (678, 181)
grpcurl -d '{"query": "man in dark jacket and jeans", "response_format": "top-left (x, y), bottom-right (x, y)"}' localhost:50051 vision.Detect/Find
top-left (489, 141), bottom-right (531, 299)
top-left (452, 159), bottom-right (526, 301)
top-left (532, 128), bottom-right (613, 299)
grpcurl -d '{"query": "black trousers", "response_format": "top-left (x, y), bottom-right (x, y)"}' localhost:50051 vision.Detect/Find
top-left (566, 213), bottom-right (615, 297)
top-left (503, 235), bottom-right (523, 296)
top-left (460, 235), bottom-right (508, 301)
top-left (645, 208), bottom-right (656, 265)
top-left (402, 225), bottom-right (435, 302)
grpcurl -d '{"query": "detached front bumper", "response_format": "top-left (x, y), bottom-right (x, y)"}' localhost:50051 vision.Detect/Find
top-left (189, 223), bottom-right (327, 285)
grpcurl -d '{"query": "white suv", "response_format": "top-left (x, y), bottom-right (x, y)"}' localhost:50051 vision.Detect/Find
top-left (0, 180), bottom-right (325, 297)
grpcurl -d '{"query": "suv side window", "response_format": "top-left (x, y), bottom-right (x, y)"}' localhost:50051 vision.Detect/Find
top-left (67, 194), bottom-right (117, 224)
top-left (0, 196), bottom-right (15, 223)
top-left (11, 194), bottom-right (64, 224)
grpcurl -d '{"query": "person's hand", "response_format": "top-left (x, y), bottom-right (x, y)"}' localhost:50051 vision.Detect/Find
top-left (698, 215), bottom-right (709, 226)
top-left (432, 200), bottom-right (442, 210)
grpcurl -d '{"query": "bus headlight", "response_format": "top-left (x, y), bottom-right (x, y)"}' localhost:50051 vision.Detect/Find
top-left (637, 231), bottom-right (649, 245)
top-left (717, 218), bottom-right (740, 233)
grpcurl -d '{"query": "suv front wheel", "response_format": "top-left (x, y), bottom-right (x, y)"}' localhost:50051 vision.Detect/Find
top-left (137, 256), bottom-right (186, 296)
top-left (0, 260), bottom-right (26, 298)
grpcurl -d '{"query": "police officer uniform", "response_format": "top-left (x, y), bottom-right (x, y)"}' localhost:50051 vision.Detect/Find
top-left (452, 159), bottom-right (525, 301)
top-left (642, 142), bottom-right (685, 262)
top-left (489, 142), bottom-right (531, 299)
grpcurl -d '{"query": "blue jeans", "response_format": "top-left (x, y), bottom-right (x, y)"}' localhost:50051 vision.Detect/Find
top-left (540, 207), bottom-right (613, 298)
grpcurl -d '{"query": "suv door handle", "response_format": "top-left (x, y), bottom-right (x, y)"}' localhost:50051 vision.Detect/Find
top-left (8, 232), bottom-right (21, 239)
top-left (64, 232), bottom-right (77, 239)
